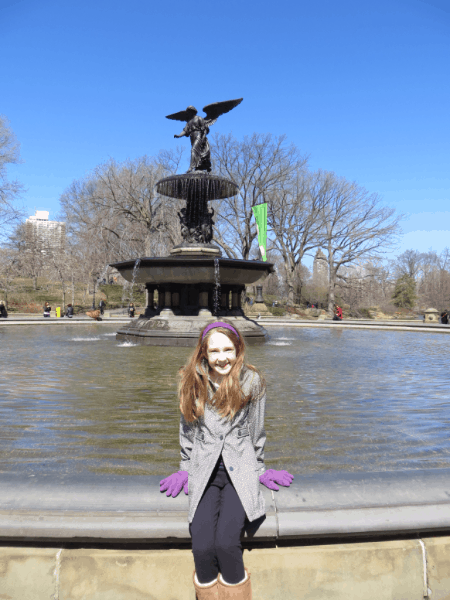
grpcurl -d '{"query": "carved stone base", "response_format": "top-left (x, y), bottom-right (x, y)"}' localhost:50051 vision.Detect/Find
top-left (170, 244), bottom-right (221, 257)
top-left (245, 302), bottom-right (272, 316)
top-left (116, 315), bottom-right (267, 347)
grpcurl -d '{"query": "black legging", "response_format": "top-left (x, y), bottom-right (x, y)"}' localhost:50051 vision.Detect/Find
top-left (189, 458), bottom-right (247, 584)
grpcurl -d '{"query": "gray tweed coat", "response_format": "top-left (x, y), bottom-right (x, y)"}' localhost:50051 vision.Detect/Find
top-left (179, 362), bottom-right (267, 524)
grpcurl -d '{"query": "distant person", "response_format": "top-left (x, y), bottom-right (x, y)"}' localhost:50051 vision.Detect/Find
top-left (441, 310), bottom-right (448, 324)
top-left (128, 302), bottom-right (135, 318)
top-left (0, 301), bottom-right (8, 318)
top-left (99, 299), bottom-right (106, 315)
top-left (65, 304), bottom-right (74, 318)
top-left (333, 304), bottom-right (343, 321)
top-left (43, 302), bottom-right (51, 317)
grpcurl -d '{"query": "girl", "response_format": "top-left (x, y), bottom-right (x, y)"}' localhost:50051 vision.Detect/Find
top-left (160, 320), bottom-right (294, 600)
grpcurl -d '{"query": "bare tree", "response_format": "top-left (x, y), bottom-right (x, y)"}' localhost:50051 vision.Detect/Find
top-left (318, 174), bottom-right (404, 316)
top-left (46, 249), bottom-right (76, 311)
top-left (266, 169), bottom-right (332, 304)
top-left (59, 153), bottom-right (184, 274)
top-left (210, 133), bottom-right (308, 259)
top-left (393, 249), bottom-right (424, 280)
top-left (0, 115), bottom-right (25, 241)
top-left (8, 222), bottom-right (45, 290)
top-left (417, 248), bottom-right (450, 310)
top-left (334, 258), bottom-right (396, 313)
top-left (0, 247), bottom-right (20, 308)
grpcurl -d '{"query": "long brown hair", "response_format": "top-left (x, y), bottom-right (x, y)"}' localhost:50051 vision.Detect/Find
top-left (179, 320), bottom-right (263, 423)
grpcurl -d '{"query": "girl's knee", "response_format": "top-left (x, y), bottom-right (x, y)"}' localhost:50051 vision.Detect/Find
top-left (192, 540), bottom-right (216, 558)
top-left (215, 539), bottom-right (241, 556)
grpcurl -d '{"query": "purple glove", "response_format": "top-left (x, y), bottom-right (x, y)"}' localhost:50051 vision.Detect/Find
top-left (259, 469), bottom-right (294, 491)
top-left (159, 471), bottom-right (189, 497)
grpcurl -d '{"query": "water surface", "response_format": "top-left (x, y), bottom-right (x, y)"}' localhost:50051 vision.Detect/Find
top-left (1, 324), bottom-right (449, 478)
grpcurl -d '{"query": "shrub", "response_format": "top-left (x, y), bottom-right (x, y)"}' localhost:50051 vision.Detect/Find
top-left (346, 306), bottom-right (372, 319)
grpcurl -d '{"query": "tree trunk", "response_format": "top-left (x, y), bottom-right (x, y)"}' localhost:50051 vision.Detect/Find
top-left (285, 267), bottom-right (295, 306)
top-left (327, 283), bottom-right (335, 316)
top-left (295, 280), bottom-right (302, 305)
top-left (82, 284), bottom-right (88, 306)
top-left (325, 244), bottom-right (336, 316)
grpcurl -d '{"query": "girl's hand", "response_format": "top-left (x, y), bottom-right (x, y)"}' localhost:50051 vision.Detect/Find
top-left (259, 469), bottom-right (294, 491)
top-left (159, 471), bottom-right (189, 497)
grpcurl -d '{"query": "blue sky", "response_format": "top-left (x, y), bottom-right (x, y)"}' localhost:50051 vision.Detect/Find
top-left (1, 0), bottom-right (449, 268)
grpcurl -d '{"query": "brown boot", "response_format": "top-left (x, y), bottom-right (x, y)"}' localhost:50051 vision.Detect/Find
top-left (218, 569), bottom-right (252, 600)
top-left (193, 570), bottom-right (219, 600)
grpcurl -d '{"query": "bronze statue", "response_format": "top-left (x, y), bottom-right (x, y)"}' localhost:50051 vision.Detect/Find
top-left (177, 206), bottom-right (215, 244)
top-left (166, 99), bottom-right (243, 173)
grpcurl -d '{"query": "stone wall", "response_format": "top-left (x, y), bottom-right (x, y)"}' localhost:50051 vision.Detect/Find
top-left (1, 537), bottom-right (449, 599)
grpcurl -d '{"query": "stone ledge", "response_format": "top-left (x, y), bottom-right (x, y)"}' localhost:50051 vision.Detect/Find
top-left (1, 470), bottom-right (450, 543)
top-left (258, 319), bottom-right (450, 333)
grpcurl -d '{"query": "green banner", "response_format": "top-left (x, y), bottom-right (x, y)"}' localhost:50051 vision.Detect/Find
top-left (252, 203), bottom-right (267, 262)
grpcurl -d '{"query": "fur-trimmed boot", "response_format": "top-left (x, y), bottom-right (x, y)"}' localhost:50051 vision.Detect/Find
top-left (193, 570), bottom-right (219, 600)
top-left (218, 568), bottom-right (252, 600)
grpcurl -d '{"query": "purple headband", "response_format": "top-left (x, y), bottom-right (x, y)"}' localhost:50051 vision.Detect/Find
top-left (202, 321), bottom-right (239, 340)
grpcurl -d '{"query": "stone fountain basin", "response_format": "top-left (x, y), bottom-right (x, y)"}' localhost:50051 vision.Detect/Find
top-left (111, 257), bottom-right (274, 285)
top-left (156, 172), bottom-right (238, 200)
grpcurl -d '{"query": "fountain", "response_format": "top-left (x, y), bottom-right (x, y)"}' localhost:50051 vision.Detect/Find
top-left (111, 98), bottom-right (274, 345)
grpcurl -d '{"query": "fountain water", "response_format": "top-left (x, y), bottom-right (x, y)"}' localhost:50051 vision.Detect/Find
top-left (119, 258), bottom-right (141, 309)
top-left (213, 257), bottom-right (221, 316)
top-left (128, 258), bottom-right (141, 306)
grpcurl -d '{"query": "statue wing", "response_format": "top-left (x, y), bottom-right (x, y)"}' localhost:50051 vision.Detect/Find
top-left (165, 109), bottom-right (192, 122)
top-left (202, 98), bottom-right (243, 126)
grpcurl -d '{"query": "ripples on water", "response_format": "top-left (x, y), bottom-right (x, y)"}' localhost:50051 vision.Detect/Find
top-left (0, 324), bottom-right (449, 478)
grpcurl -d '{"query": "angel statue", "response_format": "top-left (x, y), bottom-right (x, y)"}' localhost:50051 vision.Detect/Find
top-left (166, 98), bottom-right (243, 173)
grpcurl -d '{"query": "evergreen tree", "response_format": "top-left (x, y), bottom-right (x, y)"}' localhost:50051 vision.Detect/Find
top-left (391, 274), bottom-right (417, 308)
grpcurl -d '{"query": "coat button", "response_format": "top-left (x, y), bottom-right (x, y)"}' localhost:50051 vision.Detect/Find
top-left (220, 435), bottom-right (223, 440)
top-left (229, 467), bottom-right (234, 471)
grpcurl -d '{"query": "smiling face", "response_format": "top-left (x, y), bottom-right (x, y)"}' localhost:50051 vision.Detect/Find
top-left (206, 331), bottom-right (237, 381)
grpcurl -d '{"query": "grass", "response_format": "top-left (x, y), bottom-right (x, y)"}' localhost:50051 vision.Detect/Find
top-left (2, 277), bottom-right (145, 313)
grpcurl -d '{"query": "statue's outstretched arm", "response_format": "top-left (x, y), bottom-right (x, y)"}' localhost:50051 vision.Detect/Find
top-left (174, 129), bottom-right (187, 139)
